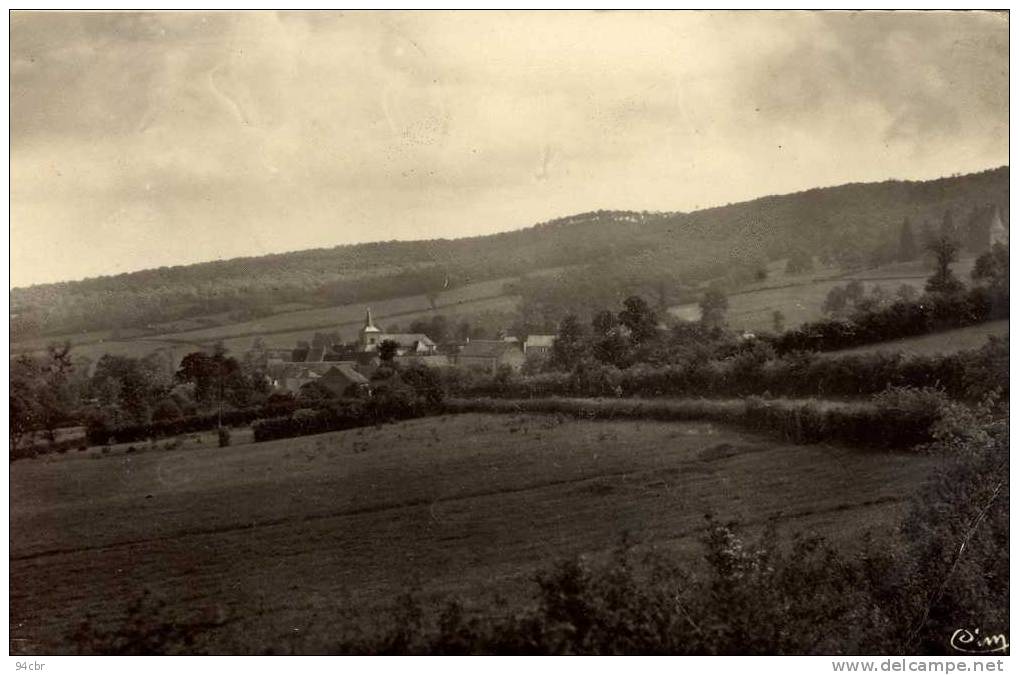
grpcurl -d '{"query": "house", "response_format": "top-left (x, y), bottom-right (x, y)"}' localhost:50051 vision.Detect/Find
top-left (267, 360), bottom-right (363, 393)
top-left (358, 307), bottom-right (438, 355)
top-left (315, 364), bottom-right (370, 397)
top-left (523, 334), bottom-right (556, 356)
top-left (457, 340), bottom-right (526, 374)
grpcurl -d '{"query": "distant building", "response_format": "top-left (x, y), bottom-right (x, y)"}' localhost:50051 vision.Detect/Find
top-left (267, 361), bottom-right (362, 393)
top-left (523, 334), bottom-right (556, 356)
top-left (358, 307), bottom-right (437, 356)
top-left (315, 364), bottom-right (370, 397)
top-left (457, 340), bottom-right (526, 373)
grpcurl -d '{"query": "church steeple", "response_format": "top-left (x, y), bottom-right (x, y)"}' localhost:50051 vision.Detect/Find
top-left (360, 306), bottom-right (381, 351)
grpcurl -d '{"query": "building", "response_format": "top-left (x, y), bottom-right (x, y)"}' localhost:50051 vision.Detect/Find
top-left (456, 340), bottom-right (526, 373)
top-left (523, 334), bottom-right (556, 356)
top-left (315, 364), bottom-right (370, 397)
top-left (358, 307), bottom-right (438, 355)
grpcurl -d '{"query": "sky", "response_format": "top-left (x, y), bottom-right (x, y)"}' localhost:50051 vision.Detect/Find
top-left (10, 10), bottom-right (1009, 288)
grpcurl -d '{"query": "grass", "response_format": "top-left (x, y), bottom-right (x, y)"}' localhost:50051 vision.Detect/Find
top-left (825, 320), bottom-right (1009, 357)
top-left (10, 272), bottom-right (539, 360)
top-left (668, 257), bottom-right (976, 333)
top-left (11, 413), bottom-right (939, 654)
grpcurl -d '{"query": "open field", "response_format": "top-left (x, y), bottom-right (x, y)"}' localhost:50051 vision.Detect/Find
top-left (11, 272), bottom-right (542, 360)
top-left (11, 413), bottom-right (940, 654)
top-left (669, 257), bottom-right (976, 332)
top-left (826, 320), bottom-right (1009, 357)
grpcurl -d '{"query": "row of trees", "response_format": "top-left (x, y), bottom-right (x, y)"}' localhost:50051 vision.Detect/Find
top-left (10, 343), bottom-right (274, 454)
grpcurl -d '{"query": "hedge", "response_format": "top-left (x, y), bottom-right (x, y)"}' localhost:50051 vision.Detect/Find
top-left (252, 392), bottom-right (431, 442)
top-left (85, 400), bottom-right (299, 446)
top-left (444, 396), bottom-right (940, 450)
top-left (769, 287), bottom-right (1007, 354)
top-left (447, 337), bottom-right (1007, 403)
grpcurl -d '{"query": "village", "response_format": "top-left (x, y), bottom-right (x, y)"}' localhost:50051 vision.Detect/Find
top-left (253, 308), bottom-right (557, 397)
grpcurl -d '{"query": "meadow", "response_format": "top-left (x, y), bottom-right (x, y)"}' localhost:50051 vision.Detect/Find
top-left (825, 319), bottom-right (1009, 357)
top-left (10, 412), bottom-right (940, 654)
top-left (668, 257), bottom-right (977, 332)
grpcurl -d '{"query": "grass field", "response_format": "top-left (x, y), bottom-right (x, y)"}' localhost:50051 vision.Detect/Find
top-left (10, 272), bottom-right (537, 360)
top-left (11, 413), bottom-right (939, 654)
top-left (826, 320), bottom-right (1009, 357)
top-left (669, 257), bottom-right (977, 332)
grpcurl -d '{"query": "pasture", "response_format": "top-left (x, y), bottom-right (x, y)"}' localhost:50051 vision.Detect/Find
top-left (11, 413), bottom-right (939, 654)
top-left (825, 319), bottom-right (1008, 357)
top-left (669, 257), bottom-right (977, 332)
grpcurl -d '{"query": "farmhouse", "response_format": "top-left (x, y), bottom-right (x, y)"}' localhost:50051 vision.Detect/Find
top-left (457, 339), bottom-right (526, 373)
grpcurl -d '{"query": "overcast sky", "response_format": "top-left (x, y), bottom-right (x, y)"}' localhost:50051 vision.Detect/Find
top-left (10, 10), bottom-right (1008, 287)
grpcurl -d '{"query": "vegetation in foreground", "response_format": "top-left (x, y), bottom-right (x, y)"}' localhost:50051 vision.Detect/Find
top-left (333, 403), bottom-right (1009, 655)
top-left (61, 402), bottom-right (1007, 655)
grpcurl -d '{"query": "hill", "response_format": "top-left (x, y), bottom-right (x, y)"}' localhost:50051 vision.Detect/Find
top-left (11, 166), bottom-right (1008, 343)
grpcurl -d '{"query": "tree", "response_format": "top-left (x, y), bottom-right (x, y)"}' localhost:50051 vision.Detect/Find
top-left (822, 286), bottom-right (848, 317)
top-left (699, 286), bottom-right (728, 329)
top-left (844, 280), bottom-right (865, 303)
top-left (972, 243), bottom-right (1009, 293)
top-left (378, 339), bottom-right (400, 362)
top-left (618, 296), bottom-right (659, 344)
top-left (549, 314), bottom-right (588, 372)
top-left (925, 235), bottom-right (964, 295)
top-left (33, 342), bottom-right (76, 444)
top-left (896, 284), bottom-right (919, 302)
top-left (591, 310), bottom-right (617, 336)
top-left (785, 249), bottom-right (814, 275)
top-left (771, 310), bottom-right (785, 333)
top-left (10, 355), bottom-right (41, 451)
top-left (898, 217), bottom-right (918, 261)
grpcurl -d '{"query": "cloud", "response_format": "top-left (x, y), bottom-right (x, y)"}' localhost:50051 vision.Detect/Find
top-left (9, 10), bottom-right (1008, 287)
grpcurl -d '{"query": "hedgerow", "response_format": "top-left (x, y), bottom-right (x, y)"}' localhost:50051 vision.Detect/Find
top-left (83, 400), bottom-right (299, 446)
top-left (445, 337), bottom-right (1007, 402)
top-left (445, 392), bottom-right (945, 451)
top-left (769, 286), bottom-right (1007, 354)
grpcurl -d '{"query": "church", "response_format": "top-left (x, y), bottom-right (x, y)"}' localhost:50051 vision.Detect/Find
top-left (358, 307), bottom-right (438, 356)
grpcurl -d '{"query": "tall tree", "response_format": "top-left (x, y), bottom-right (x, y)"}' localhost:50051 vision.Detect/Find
top-left (618, 295), bottom-right (658, 344)
top-left (549, 314), bottom-right (588, 372)
top-left (972, 243), bottom-right (1009, 293)
top-left (925, 235), bottom-right (964, 295)
top-left (699, 286), bottom-right (729, 329)
top-left (378, 339), bottom-right (400, 362)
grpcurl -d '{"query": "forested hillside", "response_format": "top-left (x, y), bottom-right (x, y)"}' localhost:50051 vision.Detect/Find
top-left (10, 167), bottom-right (1007, 341)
